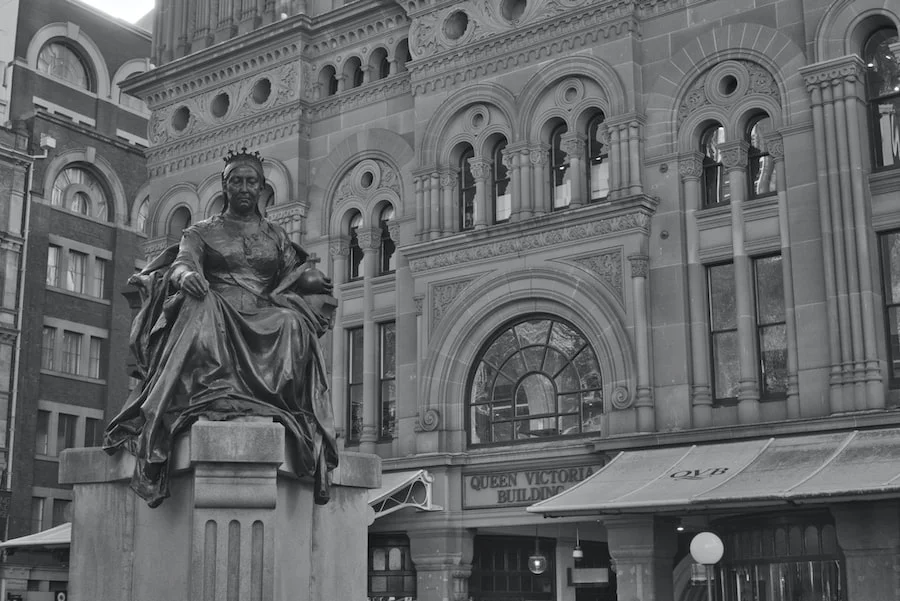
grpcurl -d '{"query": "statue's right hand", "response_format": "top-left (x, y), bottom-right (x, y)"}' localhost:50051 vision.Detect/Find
top-left (178, 270), bottom-right (209, 298)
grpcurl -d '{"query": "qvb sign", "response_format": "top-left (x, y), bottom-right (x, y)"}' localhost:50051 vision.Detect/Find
top-left (669, 467), bottom-right (729, 480)
top-left (463, 464), bottom-right (599, 509)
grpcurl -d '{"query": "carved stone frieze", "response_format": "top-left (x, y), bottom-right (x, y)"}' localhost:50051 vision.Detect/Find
top-left (142, 236), bottom-right (174, 261)
top-left (413, 294), bottom-right (424, 316)
top-left (308, 75), bottom-right (411, 119)
top-left (409, 209), bottom-right (652, 273)
top-left (305, 12), bottom-right (410, 57)
top-left (571, 250), bottom-right (624, 302)
top-left (431, 278), bottom-right (476, 330)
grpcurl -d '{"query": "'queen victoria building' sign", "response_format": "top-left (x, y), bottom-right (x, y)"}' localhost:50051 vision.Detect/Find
top-left (463, 463), bottom-right (601, 509)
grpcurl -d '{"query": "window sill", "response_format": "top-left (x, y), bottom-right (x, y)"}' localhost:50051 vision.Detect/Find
top-left (46, 286), bottom-right (111, 306)
top-left (40, 369), bottom-right (107, 385)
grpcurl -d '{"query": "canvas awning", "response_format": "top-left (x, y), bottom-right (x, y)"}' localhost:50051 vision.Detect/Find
top-left (368, 469), bottom-right (442, 519)
top-left (0, 522), bottom-right (71, 550)
top-left (528, 428), bottom-right (900, 516)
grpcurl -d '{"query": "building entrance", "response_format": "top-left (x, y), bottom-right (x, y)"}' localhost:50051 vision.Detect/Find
top-left (469, 536), bottom-right (555, 601)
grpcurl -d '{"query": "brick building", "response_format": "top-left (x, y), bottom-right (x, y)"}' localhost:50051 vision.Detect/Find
top-left (125, 0), bottom-right (900, 600)
top-left (0, 0), bottom-right (151, 597)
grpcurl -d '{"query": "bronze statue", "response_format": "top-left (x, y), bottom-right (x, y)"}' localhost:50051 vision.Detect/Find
top-left (104, 149), bottom-right (339, 507)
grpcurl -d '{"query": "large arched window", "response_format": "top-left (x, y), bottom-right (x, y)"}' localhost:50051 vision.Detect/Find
top-left (379, 205), bottom-right (396, 274)
top-left (51, 166), bottom-right (109, 221)
top-left (459, 146), bottom-right (475, 231)
top-left (586, 113), bottom-right (609, 201)
top-left (747, 115), bottom-right (776, 198)
top-left (550, 124), bottom-right (570, 209)
top-left (468, 316), bottom-right (603, 445)
top-left (348, 211), bottom-right (364, 280)
top-left (136, 198), bottom-right (149, 234)
top-left (37, 42), bottom-right (91, 90)
top-left (701, 124), bottom-right (729, 206)
top-left (492, 140), bottom-right (511, 223)
top-left (865, 27), bottom-right (900, 169)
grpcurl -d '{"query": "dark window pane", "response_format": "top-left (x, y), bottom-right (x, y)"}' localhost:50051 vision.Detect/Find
top-left (709, 264), bottom-right (737, 329)
top-left (713, 331), bottom-right (740, 399)
top-left (755, 256), bottom-right (785, 324)
top-left (885, 232), bottom-right (900, 304)
top-left (572, 347), bottom-right (602, 390)
top-left (483, 329), bottom-right (518, 368)
top-left (499, 352), bottom-right (528, 383)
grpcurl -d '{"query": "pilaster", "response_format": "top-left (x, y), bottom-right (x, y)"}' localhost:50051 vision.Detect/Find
top-left (832, 502), bottom-right (900, 601)
top-left (357, 227), bottom-right (381, 453)
top-left (628, 254), bottom-right (654, 432)
top-left (408, 528), bottom-right (475, 601)
top-left (604, 516), bottom-right (678, 601)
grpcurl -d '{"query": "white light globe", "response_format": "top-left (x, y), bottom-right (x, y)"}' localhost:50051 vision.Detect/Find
top-left (689, 532), bottom-right (724, 565)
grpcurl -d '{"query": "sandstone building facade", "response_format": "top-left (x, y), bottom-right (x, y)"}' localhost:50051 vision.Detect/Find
top-left (127, 0), bottom-right (900, 599)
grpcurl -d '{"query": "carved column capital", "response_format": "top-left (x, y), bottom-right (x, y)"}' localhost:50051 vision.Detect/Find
top-left (413, 294), bottom-right (424, 316)
top-left (719, 140), bottom-right (749, 171)
top-left (329, 236), bottom-right (350, 257)
top-left (387, 221), bottom-right (401, 244)
top-left (799, 55), bottom-right (867, 96)
top-left (678, 152), bottom-right (704, 181)
top-left (529, 144), bottom-right (550, 166)
top-left (628, 254), bottom-right (649, 278)
top-left (356, 227), bottom-right (382, 252)
top-left (468, 158), bottom-right (491, 182)
top-left (559, 133), bottom-right (587, 159)
top-left (439, 169), bottom-right (458, 190)
top-left (762, 131), bottom-right (784, 161)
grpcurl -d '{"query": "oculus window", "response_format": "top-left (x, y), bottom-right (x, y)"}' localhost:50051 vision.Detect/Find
top-left (468, 316), bottom-right (602, 445)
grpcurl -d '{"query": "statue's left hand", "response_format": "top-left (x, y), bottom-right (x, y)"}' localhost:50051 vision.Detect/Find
top-left (296, 268), bottom-right (333, 295)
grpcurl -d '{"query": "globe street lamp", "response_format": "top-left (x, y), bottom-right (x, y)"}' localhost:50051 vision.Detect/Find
top-left (690, 532), bottom-right (724, 601)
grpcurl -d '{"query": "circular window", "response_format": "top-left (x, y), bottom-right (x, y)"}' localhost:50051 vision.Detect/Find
top-left (719, 75), bottom-right (738, 96)
top-left (500, 0), bottom-right (527, 22)
top-left (564, 86), bottom-right (579, 103)
top-left (443, 11), bottom-right (469, 41)
top-left (172, 106), bottom-right (190, 131)
top-left (251, 78), bottom-right (272, 104)
top-left (472, 112), bottom-right (484, 128)
top-left (211, 92), bottom-right (230, 118)
top-left (360, 171), bottom-right (374, 188)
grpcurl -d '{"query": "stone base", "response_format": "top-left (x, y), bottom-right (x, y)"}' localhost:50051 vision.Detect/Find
top-left (60, 419), bottom-right (380, 601)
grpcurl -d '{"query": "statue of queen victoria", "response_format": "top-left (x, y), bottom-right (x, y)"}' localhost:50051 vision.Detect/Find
top-left (104, 149), bottom-right (339, 508)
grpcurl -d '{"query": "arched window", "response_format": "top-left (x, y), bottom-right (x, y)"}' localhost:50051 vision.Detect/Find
top-left (700, 124), bottom-right (729, 206)
top-left (492, 140), bottom-right (511, 223)
top-left (468, 316), bottom-right (603, 445)
top-left (379, 55), bottom-right (391, 79)
top-left (395, 39), bottom-right (411, 73)
top-left (51, 166), bottom-right (110, 221)
top-left (37, 42), bottom-right (91, 90)
top-left (586, 113), bottom-right (609, 201)
top-left (550, 124), bottom-right (570, 209)
top-left (136, 198), bottom-right (149, 234)
top-left (348, 211), bottom-right (364, 280)
top-left (865, 27), bottom-right (900, 168)
top-left (319, 65), bottom-right (338, 97)
top-left (168, 207), bottom-right (191, 237)
top-left (379, 205), bottom-right (395, 274)
top-left (747, 115), bottom-right (776, 198)
top-left (459, 146), bottom-right (475, 231)
top-left (345, 57), bottom-right (364, 88)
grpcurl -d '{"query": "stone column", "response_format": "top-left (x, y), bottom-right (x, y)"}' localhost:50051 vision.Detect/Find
top-left (501, 146), bottom-right (519, 222)
top-left (604, 516), bottom-right (678, 601)
top-left (629, 255), bottom-right (654, 432)
top-left (530, 144), bottom-right (550, 215)
top-left (627, 116), bottom-right (644, 196)
top-left (409, 528), bottom-right (475, 601)
top-left (514, 144), bottom-right (532, 220)
top-left (429, 171), bottom-right (441, 237)
top-left (413, 173), bottom-right (425, 241)
top-left (832, 501), bottom-right (900, 601)
top-left (440, 169), bottom-right (457, 235)
top-left (329, 237), bottom-right (350, 444)
top-left (468, 158), bottom-right (491, 229)
top-left (720, 140), bottom-right (760, 423)
top-left (560, 133), bottom-right (586, 207)
top-left (394, 229), bottom-right (417, 456)
top-left (357, 227), bottom-right (381, 453)
top-left (764, 132), bottom-right (801, 417)
top-left (679, 152), bottom-right (713, 426)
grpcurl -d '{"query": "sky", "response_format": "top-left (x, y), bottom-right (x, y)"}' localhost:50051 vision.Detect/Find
top-left (79, 0), bottom-right (154, 24)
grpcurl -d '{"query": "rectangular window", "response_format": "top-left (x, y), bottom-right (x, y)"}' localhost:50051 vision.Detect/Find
top-left (66, 250), bottom-right (87, 294)
top-left (88, 336), bottom-right (103, 379)
top-left (84, 417), bottom-right (103, 447)
top-left (708, 263), bottom-right (739, 401)
top-left (379, 322), bottom-right (396, 439)
top-left (30, 497), bottom-right (44, 533)
top-left (56, 413), bottom-right (77, 454)
top-left (0, 342), bottom-right (11, 394)
top-left (1, 247), bottom-right (18, 309)
top-left (51, 499), bottom-right (71, 527)
top-left (61, 331), bottom-right (83, 375)
top-left (881, 231), bottom-right (900, 386)
top-left (93, 257), bottom-right (107, 299)
top-left (46, 245), bottom-right (60, 287)
top-left (347, 327), bottom-right (364, 443)
top-left (754, 255), bottom-right (787, 398)
top-left (35, 410), bottom-right (50, 455)
top-left (41, 327), bottom-right (56, 370)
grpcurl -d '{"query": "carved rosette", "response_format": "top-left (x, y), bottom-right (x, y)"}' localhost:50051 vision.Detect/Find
top-left (628, 255), bottom-right (649, 279)
top-left (571, 250), bottom-right (624, 302)
top-left (416, 408), bottom-right (440, 432)
top-left (610, 385), bottom-right (632, 410)
top-left (678, 153), bottom-right (704, 181)
top-left (678, 60), bottom-right (780, 125)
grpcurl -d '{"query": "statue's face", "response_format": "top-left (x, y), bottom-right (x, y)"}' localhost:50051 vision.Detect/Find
top-left (224, 164), bottom-right (262, 216)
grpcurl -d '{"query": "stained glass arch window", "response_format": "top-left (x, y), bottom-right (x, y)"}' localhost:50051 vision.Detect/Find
top-left (37, 42), bottom-right (91, 90)
top-left (468, 316), bottom-right (603, 445)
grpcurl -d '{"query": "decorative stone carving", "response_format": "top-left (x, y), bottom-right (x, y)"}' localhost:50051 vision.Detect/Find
top-left (387, 221), bottom-right (401, 244)
top-left (356, 227), bottom-right (381, 251)
top-left (560, 134), bottom-right (586, 160)
top-left (309, 76), bottom-right (411, 120)
top-left (763, 132), bottom-right (784, 161)
top-left (800, 56), bottom-right (866, 92)
top-left (417, 408), bottom-right (440, 432)
top-left (440, 170), bottom-right (458, 190)
top-left (409, 209), bottom-right (653, 272)
top-left (266, 202), bottom-right (306, 232)
top-left (468, 158), bottom-right (491, 182)
top-left (678, 154), bottom-right (703, 180)
top-left (719, 141), bottom-right (749, 171)
top-left (413, 294), bottom-right (424, 316)
top-left (610, 385), bottom-right (632, 410)
top-left (628, 255), bottom-right (649, 278)
top-left (335, 159), bottom-right (402, 205)
top-left (571, 250), bottom-right (624, 302)
top-left (677, 60), bottom-right (780, 125)
top-left (329, 238), bottom-right (350, 257)
top-left (432, 278), bottom-right (475, 330)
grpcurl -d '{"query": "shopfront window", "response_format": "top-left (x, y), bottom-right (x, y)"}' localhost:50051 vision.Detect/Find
top-left (368, 534), bottom-right (416, 601)
top-left (714, 513), bottom-right (844, 601)
top-left (470, 536), bottom-right (555, 601)
top-left (468, 316), bottom-right (603, 445)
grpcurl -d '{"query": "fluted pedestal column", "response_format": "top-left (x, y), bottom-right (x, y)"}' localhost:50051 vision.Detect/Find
top-left (358, 227), bottom-right (381, 453)
top-left (409, 529), bottom-right (474, 601)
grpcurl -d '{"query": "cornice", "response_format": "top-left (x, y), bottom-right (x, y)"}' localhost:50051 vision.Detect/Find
top-left (404, 195), bottom-right (657, 273)
top-left (408, 5), bottom-right (639, 95)
top-left (146, 102), bottom-right (306, 177)
top-left (304, 8), bottom-right (410, 57)
top-left (308, 73), bottom-right (411, 119)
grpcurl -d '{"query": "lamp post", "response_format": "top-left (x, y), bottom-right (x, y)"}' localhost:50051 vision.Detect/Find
top-left (690, 532), bottom-right (724, 601)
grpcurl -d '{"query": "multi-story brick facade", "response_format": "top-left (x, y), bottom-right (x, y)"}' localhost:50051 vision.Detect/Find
top-left (0, 0), bottom-right (151, 596)
top-left (125, 0), bottom-right (900, 599)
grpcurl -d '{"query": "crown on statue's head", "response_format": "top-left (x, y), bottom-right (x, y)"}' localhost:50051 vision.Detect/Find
top-left (223, 147), bottom-right (263, 167)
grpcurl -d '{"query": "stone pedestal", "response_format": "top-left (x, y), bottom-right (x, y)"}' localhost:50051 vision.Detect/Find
top-left (59, 419), bottom-right (380, 601)
top-left (604, 516), bottom-right (677, 601)
top-left (832, 501), bottom-right (900, 601)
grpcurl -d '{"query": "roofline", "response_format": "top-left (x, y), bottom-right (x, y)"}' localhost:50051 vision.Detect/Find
top-left (64, 0), bottom-right (153, 39)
